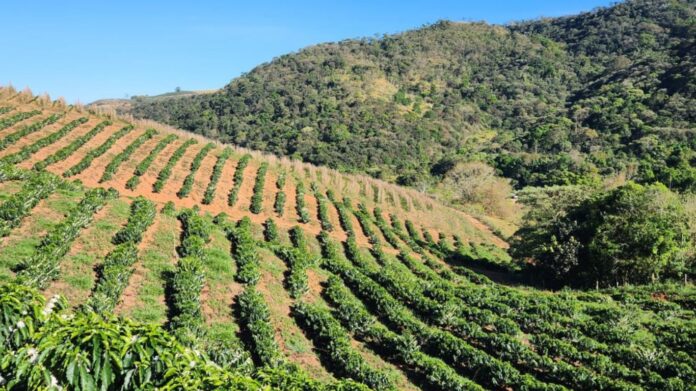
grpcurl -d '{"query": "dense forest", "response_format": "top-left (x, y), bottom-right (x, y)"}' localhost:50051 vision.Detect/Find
top-left (123, 0), bottom-right (695, 194)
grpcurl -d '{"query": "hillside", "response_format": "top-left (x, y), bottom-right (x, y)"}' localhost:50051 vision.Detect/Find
top-left (118, 0), bottom-right (696, 194)
top-left (1, 88), bottom-right (694, 389)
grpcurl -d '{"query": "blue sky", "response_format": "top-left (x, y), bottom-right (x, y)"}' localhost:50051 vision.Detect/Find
top-left (1, 1), bottom-right (613, 103)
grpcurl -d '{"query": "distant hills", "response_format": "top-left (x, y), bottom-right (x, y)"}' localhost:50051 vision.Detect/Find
top-left (104, 0), bottom-right (696, 192)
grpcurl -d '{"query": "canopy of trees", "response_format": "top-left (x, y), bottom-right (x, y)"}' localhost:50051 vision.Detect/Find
top-left (124, 0), bottom-right (695, 193)
top-left (511, 182), bottom-right (694, 288)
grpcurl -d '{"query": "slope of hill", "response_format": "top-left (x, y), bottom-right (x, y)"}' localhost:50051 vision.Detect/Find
top-left (0, 87), bottom-right (695, 390)
top-left (119, 0), bottom-right (696, 193)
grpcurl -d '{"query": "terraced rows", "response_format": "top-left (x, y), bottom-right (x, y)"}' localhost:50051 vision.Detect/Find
top-left (0, 90), bottom-right (693, 390)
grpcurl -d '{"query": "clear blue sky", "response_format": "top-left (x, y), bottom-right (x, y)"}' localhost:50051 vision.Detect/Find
top-left (1, 1), bottom-right (614, 103)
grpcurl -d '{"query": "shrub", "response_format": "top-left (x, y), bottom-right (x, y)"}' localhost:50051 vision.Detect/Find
top-left (112, 197), bottom-right (156, 245)
top-left (295, 181), bottom-right (310, 223)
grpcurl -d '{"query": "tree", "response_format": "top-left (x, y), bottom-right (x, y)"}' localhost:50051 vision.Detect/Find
top-left (511, 182), bottom-right (693, 288)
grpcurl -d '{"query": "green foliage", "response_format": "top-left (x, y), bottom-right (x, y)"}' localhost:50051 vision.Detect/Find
top-left (295, 181), bottom-right (310, 223)
top-left (100, 128), bottom-right (158, 182)
top-left (238, 286), bottom-right (284, 367)
top-left (202, 148), bottom-right (233, 204)
top-left (153, 138), bottom-right (197, 192)
top-left (0, 283), bottom-right (381, 390)
top-left (292, 301), bottom-right (396, 390)
top-left (128, 1), bottom-right (696, 192)
top-left (227, 153), bottom-right (252, 206)
top-left (112, 196), bottom-right (156, 245)
top-left (125, 134), bottom-right (177, 190)
top-left (84, 242), bottom-right (139, 313)
top-left (0, 110), bottom-right (40, 131)
top-left (229, 217), bottom-right (261, 285)
top-left (0, 171), bottom-right (59, 236)
top-left (264, 217), bottom-right (279, 243)
top-left (16, 187), bottom-right (117, 289)
top-left (315, 190), bottom-right (333, 231)
top-left (0, 112), bottom-right (64, 151)
top-left (177, 142), bottom-right (215, 198)
top-left (63, 125), bottom-right (134, 177)
top-left (512, 182), bottom-right (694, 287)
top-left (250, 162), bottom-right (269, 213)
top-left (33, 120), bottom-right (111, 171)
top-left (2, 117), bottom-right (88, 164)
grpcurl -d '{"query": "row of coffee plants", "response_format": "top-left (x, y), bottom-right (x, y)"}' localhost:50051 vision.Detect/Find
top-left (315, 189), bottom-right (333, 232)
top-left (0, 112), bottom-right (64, 151)
top-left (152, 138), bottom-right (197, 192)
top-left (177, 142), bottom-right (215, 198)
top-left (1, 117), bottom-right (87, 164)
top-left (237, 287), bottom-right (285, 367)
top-left (16, 187), bottom-right (117, 289)
top-left (226, 216), bottom-right (261, 285)
top-left (0, 282), bottom-right (369, 390)
top-left (292, 301), bottom-right (395, 390)
top-left (227, 153), bottom-right (251, 207)
top-left (275, 226), bottom-right (314, 298)
top-left (295, 181), bottom-right (310, 223)
top-left (324, 274), bottom-right (484, 391)
top-left (125, 134), bottom-right (177, 189)
top-left (274, 171), bottom-right (286, 216)
top-left (169, 208), bottom-right (211, 345)
top-left (33, 120), bottom-right (111, 170)
top-left (0, 171), bottom-right (59, 236)
top-left (321, 242), bottom-right (553, 390)
top-left (202, 147), bottom-right (232, 204)
top-left (63, 125), bottom-right (134, 177)
top-left (317, 233), bottom-right (485, 391)
top-left (0, 106), bottom-right (13, 115)
top-left (250, 162), bottom-right (269, 213)
top-left (99, 128), bottom-right (158, 182)
top-left (0, 109), bottom-right (40, 131)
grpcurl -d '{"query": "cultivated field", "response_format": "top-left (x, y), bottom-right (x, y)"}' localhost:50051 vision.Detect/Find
top-left (0, 87), bottom-right (693, 390)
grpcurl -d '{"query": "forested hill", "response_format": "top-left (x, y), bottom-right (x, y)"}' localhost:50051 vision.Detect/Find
top-left (120, 0), bottom-right (695, 191)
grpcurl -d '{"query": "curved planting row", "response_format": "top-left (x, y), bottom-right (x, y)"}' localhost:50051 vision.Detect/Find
top-left (250, 162), bottom-right (268, 214)
top-left (315, 189), bottom-right (333, 232)
top-left (226, 216), bottom-right (260, 285)
top-left (202, 148), bottom-right (232, 204)
top-left (0, 171), bottom-right (59, 236)
top-left (16, 187), bottom-right (117, 289)
top-left (238, 287), bottom-right (285, 368)
top-left (177, 142), bottom-right (214, 198)
top-left (274, 226), bottom-right (314, 298)
top-left (152, 138), bottom-right (197, 192)
top-left (85, 197), bottom-right (156, 314)
top-left (0, 112), bottom-right (64, 151)
top-left (274, 171), bottom-right (286, 216)
top-left (33, 120), bottom-right (111, 170)
top-left (125, 134), bottom-right (177, 190)
top-left (63, 125), bottom-right (134, 177)
top-left (292, 301), bottom-right (396, 390)
top-left (0, 110), bottom-right (40, 131)
top-left (0, 106), bottom-right (14, 115)
top-left (99, 128), bottom-right (158, 182)
top-left (169, 208), bottom-right (210, 345)
top-left (1, 117), bottom-right (88, 165)
top-left (295, 181), bottom-right (310, 223)
top-left (227, 154), bottom-right (251, 207)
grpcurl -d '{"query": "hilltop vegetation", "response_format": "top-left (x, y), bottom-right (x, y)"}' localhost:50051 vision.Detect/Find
top-left (122, 0), bottom-right (695, 197)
